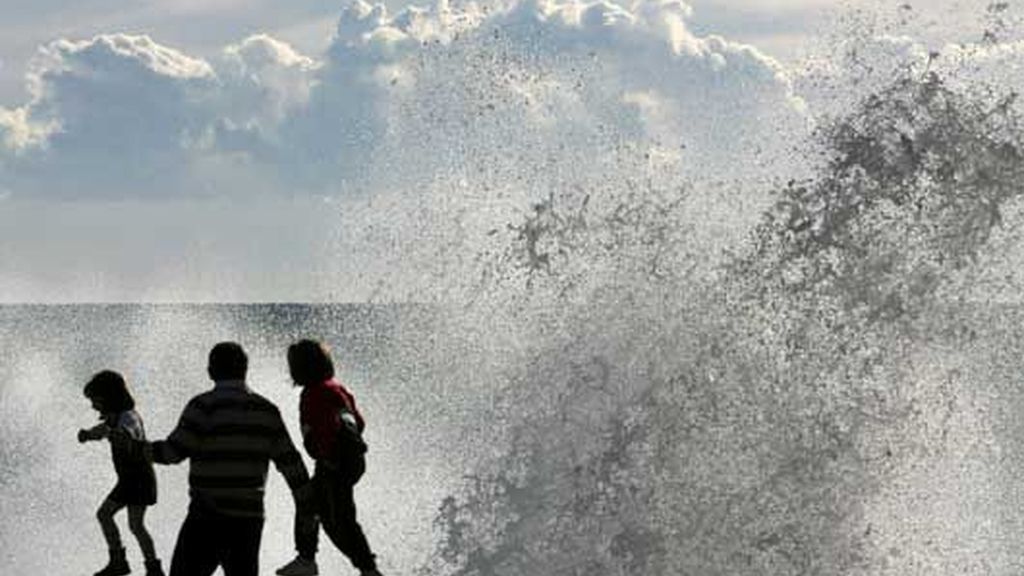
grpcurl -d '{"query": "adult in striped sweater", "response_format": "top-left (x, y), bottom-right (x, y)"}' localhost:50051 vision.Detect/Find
top-left (117, 341), bottom-right (313, 576)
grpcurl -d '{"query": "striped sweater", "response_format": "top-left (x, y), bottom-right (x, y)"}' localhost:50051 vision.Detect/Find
top-left (150, 379), bottom-right (309, 518)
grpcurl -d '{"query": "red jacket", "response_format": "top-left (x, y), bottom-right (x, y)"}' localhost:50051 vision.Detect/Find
top-left (299, 379), bottom-right (365, 461)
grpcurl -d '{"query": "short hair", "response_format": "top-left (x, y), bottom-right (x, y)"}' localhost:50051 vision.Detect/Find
top-left (84, 370), bottom-right (135, 412)
top-left (287, 339), bottom-right (335, 387)
top-left (208, 341), bottom-right (249, 381)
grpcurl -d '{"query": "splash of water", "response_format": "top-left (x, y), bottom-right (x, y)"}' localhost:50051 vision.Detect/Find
top-left (410, 22), bottom-right (1024, 576)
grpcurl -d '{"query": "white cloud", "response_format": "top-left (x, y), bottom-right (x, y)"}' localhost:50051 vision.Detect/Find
top-left (0, 0), bottom-right (810, 201)
top-left (218, 34), bottom-right (318, 126)
top-left (0, 0), bottom-right (823, 301)
top-left (0, 106), bottom-right (55, 151)
top-left (1, 34), bottom-right (219, 198)
top-left (285, 0), bottom-right (809, 193)
top-left (0, 1), bottom-right (1016, 301)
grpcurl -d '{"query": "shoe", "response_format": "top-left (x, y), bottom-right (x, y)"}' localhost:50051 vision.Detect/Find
top-left (145, 559), bottom-right (166, 576)
top-left (276, 556), bottom-right (318, 576)
top-left (94, 547), bottom-right (130, 576)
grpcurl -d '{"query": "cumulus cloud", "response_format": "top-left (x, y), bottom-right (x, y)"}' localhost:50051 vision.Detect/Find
top-left (1, 34), bottom-right (218, 198)
top-left (278, 0), bottom-right (810, 193)
top-left (217, 34), bottom-right (318, 132)
top-left (0, 106), bottom-right (55, 151)
top-left (3, 0), bottom-right (1023, 303)
top-left (0, 0), bottom-right (811, 201)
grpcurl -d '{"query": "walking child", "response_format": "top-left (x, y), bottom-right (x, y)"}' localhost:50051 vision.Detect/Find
top-left (78, 370), bottom-right (164, 576)
top-left (276, 339), bottom-right (382, 576)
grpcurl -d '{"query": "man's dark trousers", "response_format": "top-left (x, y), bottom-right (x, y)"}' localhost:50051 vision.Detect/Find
top-left (170, 505), bottom-right (265, 576)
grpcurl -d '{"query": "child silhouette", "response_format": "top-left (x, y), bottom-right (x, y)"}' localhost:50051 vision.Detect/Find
top-left (79, 370), bottom-right (164, 576)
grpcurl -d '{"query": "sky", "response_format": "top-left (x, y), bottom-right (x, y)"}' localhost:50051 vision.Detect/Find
top-left (0, 0), bottom-right (1018, 302)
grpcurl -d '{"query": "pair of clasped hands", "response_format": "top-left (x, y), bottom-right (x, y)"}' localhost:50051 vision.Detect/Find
top-left (75, 422), bottom-right (317, 505)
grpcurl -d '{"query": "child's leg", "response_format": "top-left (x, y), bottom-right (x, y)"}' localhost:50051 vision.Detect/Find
top-left (318, 480), bottom-right (376, 572)
top-left (127, 505), bottom-right (158, 562)
top-left (97, 497), bottom-right (126, 551)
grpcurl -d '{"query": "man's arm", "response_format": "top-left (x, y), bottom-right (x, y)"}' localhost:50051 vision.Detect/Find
top-left (270, 410), bottom-right (311, 494)
top-left (149, 400), bottom-right (204, 464)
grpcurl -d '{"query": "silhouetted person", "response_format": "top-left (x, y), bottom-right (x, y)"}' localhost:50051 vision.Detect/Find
top-left (78, 370), bottom-right (164, 576)
top-left (275, 339), bottom-right (382, 576)
top-left (117, 342), bottom-right (311, 576)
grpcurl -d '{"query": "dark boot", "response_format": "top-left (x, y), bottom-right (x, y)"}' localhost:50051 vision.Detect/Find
top-left (144, 559), bottom-right (165, 576)
top-left (94, 546), bottom-right (130, 576)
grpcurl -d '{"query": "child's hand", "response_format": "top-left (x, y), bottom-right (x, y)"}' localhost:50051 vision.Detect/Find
top-left (78, 425), bottom-right (108, 442)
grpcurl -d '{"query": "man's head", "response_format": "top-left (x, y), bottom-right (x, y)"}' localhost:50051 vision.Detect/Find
top-left (208, 341), bottom-right (248, 382)
top-left (287, 339), bottom-right (335, 387)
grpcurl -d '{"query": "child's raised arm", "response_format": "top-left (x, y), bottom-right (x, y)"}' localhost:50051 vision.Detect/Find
top-left (77, 423), bottom-right (109, 443)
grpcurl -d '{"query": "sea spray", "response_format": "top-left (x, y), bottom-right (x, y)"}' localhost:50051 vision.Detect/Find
top-left (412, 35), bottom-right (1024, 576)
